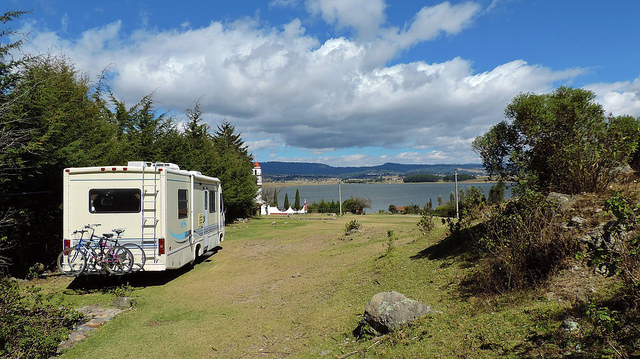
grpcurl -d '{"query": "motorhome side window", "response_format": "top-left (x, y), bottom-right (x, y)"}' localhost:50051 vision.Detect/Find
top-left (89, 189), bottom-right (141, 213)
top-left (178, 189), bottom-right (188, 219)
top-left (209, 191), bottom-right (216, 213)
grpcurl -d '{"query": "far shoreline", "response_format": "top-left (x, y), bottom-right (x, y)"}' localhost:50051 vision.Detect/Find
top-left (265, 177), bottom-right (501, 187)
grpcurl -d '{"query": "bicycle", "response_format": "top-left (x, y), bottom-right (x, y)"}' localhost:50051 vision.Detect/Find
top-left (58, 224), bottom-right (134, 276)
top-left (105, 228), bottom-right (146, 272)
top-left (56, 228), bottom-right (90, 276)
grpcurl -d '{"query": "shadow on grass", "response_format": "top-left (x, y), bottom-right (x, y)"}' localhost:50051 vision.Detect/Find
top-left (410, 226), bottom-right (478, 261)
top-left (64, 246), bottom-right (222, 292)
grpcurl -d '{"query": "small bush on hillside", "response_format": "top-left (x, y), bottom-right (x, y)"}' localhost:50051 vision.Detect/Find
top-left (0, 277), bottom-right (82, 358)
top-left (344, 220), bottom-right (361, 235)
top-left (469, 191), bottom-right (579, 293)
top-left (417, 214), bottom-right (435, 234)
top-left (589, 190), bottom-right (640, 292)
top-left (383, 230), bottom-right (397, 257)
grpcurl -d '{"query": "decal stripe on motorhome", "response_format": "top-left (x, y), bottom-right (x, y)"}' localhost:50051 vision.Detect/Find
top-left (169, 229), bottom-right (192, 243)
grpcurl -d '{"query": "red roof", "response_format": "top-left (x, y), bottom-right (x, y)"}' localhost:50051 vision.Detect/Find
top-left (253, 161), bottom-right (261, 167)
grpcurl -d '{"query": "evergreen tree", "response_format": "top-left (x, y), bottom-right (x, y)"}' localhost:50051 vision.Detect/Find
top-left (211, 121), bottom-right (257, 220)
top-left (294, 189), bottom-right (301, 210)
top-left (182, 101), bottom-right (212, 170)
top-left (284, 193), bottom-right (290, 209)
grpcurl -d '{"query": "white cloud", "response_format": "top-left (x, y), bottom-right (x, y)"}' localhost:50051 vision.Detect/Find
top-left (586, 78), bottom-right (640, 117)
top-left (390, 1), bottom-right (481, 49)
top-left (306, 0), bottom-right (386, 39)
top-left (16, 1), bottom-right (590, 166)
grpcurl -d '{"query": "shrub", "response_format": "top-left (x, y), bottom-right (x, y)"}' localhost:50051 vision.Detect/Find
top-left (589, 191), bottom-right (640, 294)
top-left (383, 230), bottom-right (396, 256)
top-left (343, 197), bottom-right (371, 215)
top-left (344, 220), bottom-right (361, 235)
top-left (0, 277), bottom-right (82, 358)
top-left (470, 191), bottom-right (578, 293)
top-left (417, 214), bottom-right (435, 234)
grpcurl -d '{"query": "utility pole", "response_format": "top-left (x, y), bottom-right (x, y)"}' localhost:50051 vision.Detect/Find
top-left (455, 169), bottom-right (459, 219)
top-left (339, 179), bottom-right (342, 216)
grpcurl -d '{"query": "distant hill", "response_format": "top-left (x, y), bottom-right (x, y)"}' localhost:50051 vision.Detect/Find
top-left (259, 161), bottom-right (484, 179)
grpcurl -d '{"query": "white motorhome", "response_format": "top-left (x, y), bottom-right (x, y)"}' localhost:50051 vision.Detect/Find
top-left (63, 161), bottom-right (225, 271)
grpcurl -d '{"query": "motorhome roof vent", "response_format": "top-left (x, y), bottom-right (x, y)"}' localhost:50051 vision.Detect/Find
top-left (127, 161), bottom-right (148, 168)
top-left (153, 162), bottom-right (180, 170)
top-left (126, 161), bottom-right (180, 170)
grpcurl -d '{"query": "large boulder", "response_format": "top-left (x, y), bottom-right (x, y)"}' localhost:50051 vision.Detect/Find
top-left (362, 291), bottom-right (434, 334)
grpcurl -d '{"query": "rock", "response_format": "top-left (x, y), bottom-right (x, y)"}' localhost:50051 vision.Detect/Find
top-left (33, 262), bottom-right (45, 274)
top-left (113, 296), bottom-right (133, 308)
top-left (612, 165), bottom-right (633, 176)
top-left (547, 192), bottom-right (574, 211)
top-left (362, 291), bottom-right (435, 334)
top-left (570, 216), bottom-right (587, 228)
top-left (561, 317), bottom-right (579, 333)
top-left (582, 225), bottom-right (604, 247)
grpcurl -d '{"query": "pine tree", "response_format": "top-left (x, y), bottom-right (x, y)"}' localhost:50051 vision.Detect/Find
top-left (294, 189), bottom-right (301, 210)
top-left (273, 189), bottom-right (279, 208)
top-left (284, 193), bottom-right (290, 209)
top-left (211, 120), bottom-right (257, 220)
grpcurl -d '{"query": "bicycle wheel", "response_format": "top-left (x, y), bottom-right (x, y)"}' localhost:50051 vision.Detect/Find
top-left (122, 243), bottom-right (146, 272)
top-left (57, 248), bottom-right (87, 276)
top-left (104, 246), bottom-right (134, 275)
top-left (83, 246), bottom-right (102, 273)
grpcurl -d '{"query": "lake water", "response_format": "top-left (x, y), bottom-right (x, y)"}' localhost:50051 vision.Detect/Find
top-left (273, 182), bottom-right (512, 213)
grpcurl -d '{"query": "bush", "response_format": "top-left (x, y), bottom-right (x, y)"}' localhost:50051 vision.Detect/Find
top-left (344, 220), bottom-right (361, 235)
top-left (470, 191), bottom-right (578, 293)
top-left (417, 214), bottom-right (435, 234)
top-left (383, 230), bottom-right (397, 256)
top-left (589, 191), bottom-right (640, 294)
top-left (343, 197), bottom-right (371, 215)
top-left (0, 277), bottom-right (82, 358)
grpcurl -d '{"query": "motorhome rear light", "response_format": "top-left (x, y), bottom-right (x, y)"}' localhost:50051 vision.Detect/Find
top-left (158, 238), bottom-right (165, 255)
top-left (123, 167), bottom-right (128, 171)
top-left (63, 239), bottom-right (70, 249)
top-left (158, 168), bottom-right (163, 172)
top-left (112, 167), bottom-right (117, 171)
top-left (101, 168), bottom-right (106, 171)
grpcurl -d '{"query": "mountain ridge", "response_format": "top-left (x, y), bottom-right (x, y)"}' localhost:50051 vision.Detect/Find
top-left (258, 161), bottom-right (484, 178)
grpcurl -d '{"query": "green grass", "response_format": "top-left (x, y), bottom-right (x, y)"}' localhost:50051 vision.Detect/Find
top-left (32, 214), bottom-right (593, 358)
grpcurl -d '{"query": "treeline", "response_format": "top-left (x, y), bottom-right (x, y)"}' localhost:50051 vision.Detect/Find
top-left (389, 181), bottom-right (506, 217)
top-left (307, 197), bottom-right (371, 215)
top-left (0, 12), bottom-right (257, 275)
top-left (403, 173), bottom-right (476, 182)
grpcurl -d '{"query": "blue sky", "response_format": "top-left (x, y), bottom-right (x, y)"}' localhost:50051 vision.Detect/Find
top-left (5, 0), bottom-right (640, 166)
